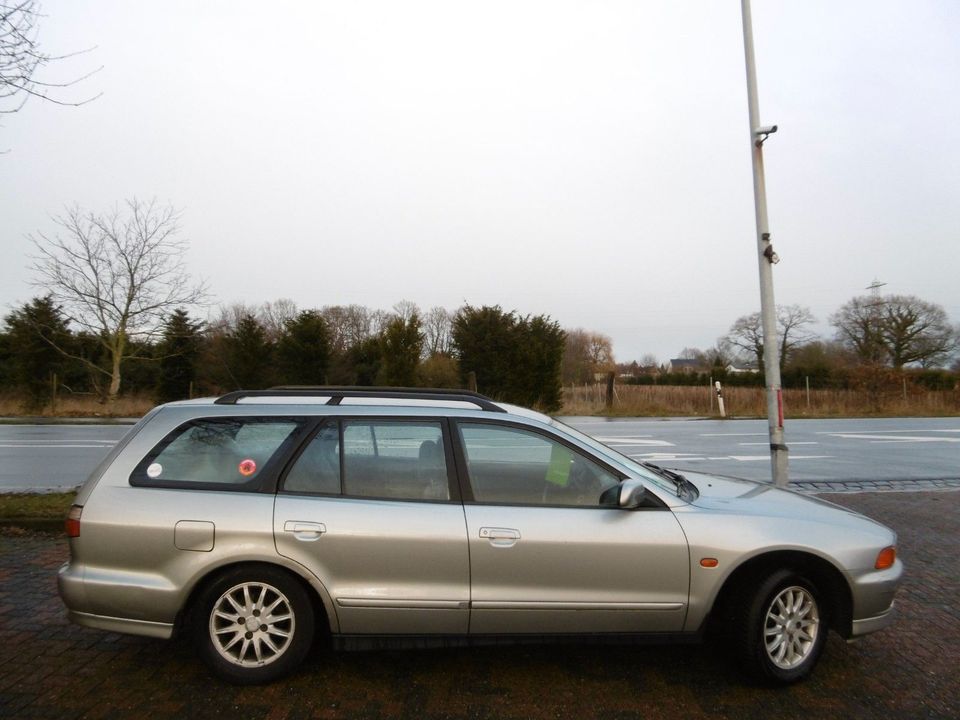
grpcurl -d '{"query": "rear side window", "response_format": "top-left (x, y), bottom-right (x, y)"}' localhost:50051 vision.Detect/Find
top-left (343, 421), bottom-right (449, 500)
top-left (280, 420), bottom-right (451, 501)
top-left (131, 417), bottom-right (306, 489)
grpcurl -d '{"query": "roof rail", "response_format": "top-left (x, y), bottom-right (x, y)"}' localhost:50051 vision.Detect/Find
top-left (213, 386), bottom-right (507, 413)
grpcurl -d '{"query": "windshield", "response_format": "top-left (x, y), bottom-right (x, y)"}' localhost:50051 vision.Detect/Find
top-left (548, 418), bottom-right (678, 495)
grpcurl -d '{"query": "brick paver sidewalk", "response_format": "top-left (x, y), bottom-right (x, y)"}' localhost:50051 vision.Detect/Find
top-left (0, 491), bottom-right (957, 719)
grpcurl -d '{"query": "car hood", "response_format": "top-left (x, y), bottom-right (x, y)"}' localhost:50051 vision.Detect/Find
top-left (680, 470), bottom-right (887, 529)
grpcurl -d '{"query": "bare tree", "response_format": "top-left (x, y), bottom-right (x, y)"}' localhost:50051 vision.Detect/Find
top-left (208, 302), bottom-right (259, 334)
top-left (830, 295), bottom-right (885, 365)
top-left (562, 329), bottom-right (615, 384)
top-left (423, 306), bottom-right (452, 357)
top-left (586, 332), bottom-right (615, 373)
top-left (724, 314), bottom-right (763, 367)
top-left (777, 305), bottom-right (818, 364)
top-left (678, 347), bottom-right (705, 361)
top-left (1, 1), bottom-right (100, 115)
top-left (321, 304), bottom-right (376, 353)
top-left (831, 294), bottom-right (956, 368)
top-left (30, 198), bottom-right (207, 399)
top-left (260, 298), bottom-right (298, 341)
top-left (725, 304), bottom-right (816, 370)
top-left (392, 299), bottom-right (421, 324)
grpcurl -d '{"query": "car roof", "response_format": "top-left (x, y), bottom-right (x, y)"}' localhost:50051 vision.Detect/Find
top-left (159, 388), bottom-right (553, 424)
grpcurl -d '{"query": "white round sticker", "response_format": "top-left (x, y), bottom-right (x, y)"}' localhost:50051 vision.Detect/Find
top-left (146, 462), bottom-right (163, 478)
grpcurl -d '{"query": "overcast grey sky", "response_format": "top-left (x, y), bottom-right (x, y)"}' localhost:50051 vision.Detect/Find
top-left (2, 0), bottom-right (958, 363)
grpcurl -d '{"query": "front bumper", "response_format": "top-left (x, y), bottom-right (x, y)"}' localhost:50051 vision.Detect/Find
top-left (846, 557), bottom-right (903, 638)
top-left (850, 604), bottom-right (896, 638)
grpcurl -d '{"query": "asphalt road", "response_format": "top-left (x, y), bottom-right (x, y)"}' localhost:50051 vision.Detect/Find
top-left (564, 416), bottom-right (960, 483)
top-left (0, 416), bottom-right (957, 492)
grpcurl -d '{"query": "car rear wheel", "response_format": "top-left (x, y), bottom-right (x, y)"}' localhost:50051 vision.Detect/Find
top-left (734, 569), bottom-right (827, 683)
top-left (194, 565), bottom-right (314, 684)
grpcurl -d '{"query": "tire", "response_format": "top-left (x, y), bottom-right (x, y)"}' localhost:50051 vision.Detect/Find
top-left (193, 564), bottom-right (315, 685)
top-left (733, 569), bottom-right (827, 684)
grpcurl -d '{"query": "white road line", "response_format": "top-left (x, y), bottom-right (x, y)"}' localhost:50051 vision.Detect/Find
top-left (0, 440), bottom-right (117, 444)
top-left (720, 455), bottom-right (834, 462)
top-left (814, 428), bottom-right (955, 435)
top-left (626, 453), bottom-right (705, 461)
top-left (0, 424), bottom-right (128, 429)
top-left (699, 432), bottom-right (768, 437)
top-left (599, 439), bottom-right (675, 447)
top-left (827, 434), bottom-right (960, 443)
top-left (738, 441), bottom-right (819, 446)
top-left (0, 444), bottom-right (115, 449)
top-left (594, 435), bottom-right (653, 440)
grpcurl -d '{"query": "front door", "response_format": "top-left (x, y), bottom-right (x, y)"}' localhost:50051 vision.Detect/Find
top-left (455, 421), bottom-right (689, 635)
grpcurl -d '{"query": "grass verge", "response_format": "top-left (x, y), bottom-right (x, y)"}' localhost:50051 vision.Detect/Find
top-left (561, 384), bottom-right (960, 417)
top-left (0, 491), bottom-right (76, 533)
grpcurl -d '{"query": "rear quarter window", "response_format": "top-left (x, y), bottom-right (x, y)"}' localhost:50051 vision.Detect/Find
top-left (130, 417), bottom-right (307, 490)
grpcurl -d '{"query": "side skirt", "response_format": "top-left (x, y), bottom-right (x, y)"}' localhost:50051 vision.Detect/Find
top-left (333, 631), bottom-right (702, 652)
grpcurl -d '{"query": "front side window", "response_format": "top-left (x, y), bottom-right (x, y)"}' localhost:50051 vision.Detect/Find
top-left (132, 417), bottom-right (305, 488)
top-left (458, 423), bottom-right (620, 507)
top-left (342, 421), bottom-right (450, 501)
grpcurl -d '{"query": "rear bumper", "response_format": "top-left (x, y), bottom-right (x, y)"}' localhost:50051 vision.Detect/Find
top-left (60, 561), bottom-right (173, 638)
top-left (67, 609), bottom-right (174, 638)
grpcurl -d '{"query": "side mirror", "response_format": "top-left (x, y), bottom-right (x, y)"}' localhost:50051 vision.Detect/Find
top-left (618, 479), bottom-right (647, 509)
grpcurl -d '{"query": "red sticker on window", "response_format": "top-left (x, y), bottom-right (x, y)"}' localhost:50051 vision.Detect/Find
top-left (238, 459), bottom-right (257, 476)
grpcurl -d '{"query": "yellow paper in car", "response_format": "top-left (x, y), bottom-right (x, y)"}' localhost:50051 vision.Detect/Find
top-left (545, 443), bottom-right (573, 486)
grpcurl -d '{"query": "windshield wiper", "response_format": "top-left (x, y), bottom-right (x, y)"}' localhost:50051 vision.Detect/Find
top-left (642, 462), bottom-right (698, 499)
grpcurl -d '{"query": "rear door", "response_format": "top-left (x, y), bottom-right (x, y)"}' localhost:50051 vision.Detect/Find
top-left (273, 418), bottom-right (470, 634)
top-left (454, 420), bottom-right (690, 635)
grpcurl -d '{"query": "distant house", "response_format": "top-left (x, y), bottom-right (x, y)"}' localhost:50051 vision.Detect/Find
top-left (667, 358), bottom-right (702, 373)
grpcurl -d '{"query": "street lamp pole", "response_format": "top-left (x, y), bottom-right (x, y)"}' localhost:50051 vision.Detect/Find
top-left (741, 0), bottom-right (789, 487)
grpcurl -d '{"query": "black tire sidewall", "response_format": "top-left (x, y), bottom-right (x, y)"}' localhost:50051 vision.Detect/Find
top-left (193, 564), bottom-right (315, 685)
top-left (736, 568), bottom-right (827, 684)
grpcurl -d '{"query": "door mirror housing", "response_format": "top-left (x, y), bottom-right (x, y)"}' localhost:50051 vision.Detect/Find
top-left (618, 479), bottom-right (647, 509)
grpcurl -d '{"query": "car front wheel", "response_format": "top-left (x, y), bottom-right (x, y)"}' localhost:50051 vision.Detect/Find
top-left (194, 565), bottom-right (315, 684)
top-left (735, 569), bottom-right (827, 683)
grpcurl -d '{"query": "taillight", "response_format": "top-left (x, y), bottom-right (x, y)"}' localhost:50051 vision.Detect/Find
top-left (65, 505), bottom-right (83, 538)
top-left (875, 546), bottom-right (896, 570)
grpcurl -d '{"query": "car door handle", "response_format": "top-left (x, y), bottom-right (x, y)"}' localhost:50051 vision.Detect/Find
top-left (283, 521), bottom-right (327, 541)
top-left (479, 527), bottom-right (520, 547)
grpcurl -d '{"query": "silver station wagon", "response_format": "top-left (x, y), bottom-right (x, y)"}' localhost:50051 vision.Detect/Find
top-left (58, 388), bottom-right (903, 685)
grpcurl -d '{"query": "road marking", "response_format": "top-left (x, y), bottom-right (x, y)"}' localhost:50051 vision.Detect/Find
top-left (626, 452), bottom-right (705, 461)
top-left (738, 441), bottom-right (819, 446)
top-left (826, 434), bottom-right (960, 444)
top-left (626, 452), bottom-right (834, 462)
top-left (814, 428), bottom-right (959, 435)
top-left (0, 444), bottom-right (115, 449)
top-left (699, 432), bottom-right (767, 437)
top-left (712, 455), bottom-right (834, 462)
top-left (594, 435), bottom-right (652, 439)
top-left (597, 437), bottom-right (675, 447)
